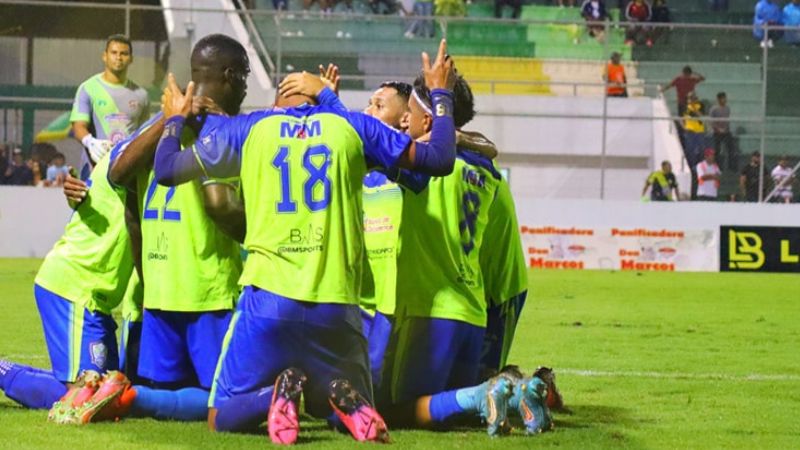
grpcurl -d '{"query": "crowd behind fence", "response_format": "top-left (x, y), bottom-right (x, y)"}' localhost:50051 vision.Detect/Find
top-left (0, 0), bottom-right (798, 202)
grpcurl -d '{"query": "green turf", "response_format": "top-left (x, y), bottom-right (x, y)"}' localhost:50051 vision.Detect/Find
top-left (1, 258), bottom-right (799, 448)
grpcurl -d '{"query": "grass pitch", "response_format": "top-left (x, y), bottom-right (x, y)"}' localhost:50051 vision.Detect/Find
top-left (1, 258), bottom-right (799, 449)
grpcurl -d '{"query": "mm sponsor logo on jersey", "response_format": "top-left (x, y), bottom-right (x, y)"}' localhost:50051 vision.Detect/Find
top-left (720, 226), bottom-right (800, 273)
top-left (278, 225), bottom-right (325, 254)
top-left (147, 232), bottom-right (169, 261)
top-left (280, 120), bottom-right (321, 139)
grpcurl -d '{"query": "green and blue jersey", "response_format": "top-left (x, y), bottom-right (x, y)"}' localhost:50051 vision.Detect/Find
top-left (35, 153), bottom-right (133, 315)
top-left (109, 113), bottom-right (243, 313)
top-left (395, 150), bottom-right (502, 327)
top-left (191, 104), bottom-right (411, 305)
top-left (360, 171), bottom-right (403, 316)
top-left (70, 73), bottom-right (149, 144)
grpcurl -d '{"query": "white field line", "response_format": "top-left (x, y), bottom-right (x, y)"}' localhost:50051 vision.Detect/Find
top-left (0, 354), bottom-right (47, 361)
top-left (561, 368), bottom-right (800, 382)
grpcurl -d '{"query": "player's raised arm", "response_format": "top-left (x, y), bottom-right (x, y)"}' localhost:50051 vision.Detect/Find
top-left (153, 74), bottom-right (206, 186)
top-left (395, 39), bottom-right (457, 176)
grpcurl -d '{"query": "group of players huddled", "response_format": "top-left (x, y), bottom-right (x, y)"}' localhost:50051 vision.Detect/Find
top-left (0, 33), bottom-right (563, 443)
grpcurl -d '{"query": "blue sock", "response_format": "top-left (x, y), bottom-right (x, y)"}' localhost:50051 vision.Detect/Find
top-left (0, 360), bottom-right (67, 410)
top-left (508, 381), bottom-right (523, 410)
top-left (215, 387), bottom-right (273, 433)
top-left (429, 390), bottom-right (465, 423)
top-left (130, 385), bottom-right (210, 421)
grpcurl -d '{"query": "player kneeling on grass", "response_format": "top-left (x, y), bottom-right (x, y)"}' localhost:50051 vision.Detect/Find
top-left (379, 74), bottom-right (555, 436)
top-left (150, 40), bottom-right (458, 444)
top-left (0, 147), bottom-right (138, 418)
top-left (44, 34), bottom-right (251, 426)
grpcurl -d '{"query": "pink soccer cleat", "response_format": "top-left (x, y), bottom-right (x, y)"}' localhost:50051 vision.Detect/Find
top-left (75, 370), bottom-right (133, 424)
top-left (328, 379), bottom-right (390, 443)
top-left (267, 368), bottom-right (307, 445)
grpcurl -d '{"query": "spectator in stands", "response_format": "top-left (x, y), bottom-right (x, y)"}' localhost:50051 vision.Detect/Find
top-left (662, 66), bottom-right (705, 116)
top-left (581, 0), bottom-right (611, 42)
top-left (709, 0), bottom-right (728, 12)
top-left (710, 92), bottom-right (737, 171)
top-left (303, 0), bottom-right (330, 15)
top-left (405, 0), bottom-right (435, 38)
top-left (0, 144), bottom-right (7, 184)
top-left (682, 92), bottom-right (705, 198)
top-left (642, 160), bottom-right (680, 201)
top-left (683, 92), bottom-right (706, 163)
top-left (696, 148), bottom-right (721, 201)
top-left (753, 0), bottom-right (783, 48)
top-left (368, 0), bottom-right (399, 14)
top-left (604, 51), bottom-right (628, 97)
top-left (438, 0), bottom-right (466, 16)
top-left (27, 147), bottom-right (49, 187)
top-left (495, 0), bottom-right (521, 19)
top-left (3, 148), bottom-right (33, 186)
top-left (739, 151), bottom-right (768, 202)
top-left (625, 0), bottom-right (653, 47)
top-left (783, 0), bottom-right (800, 45)
top-left (45, 153), bottom-right (69, 188)
top-left (650, 0), bottom-right (671, 43)
top-left (771, 155), bottom-right (796, 203)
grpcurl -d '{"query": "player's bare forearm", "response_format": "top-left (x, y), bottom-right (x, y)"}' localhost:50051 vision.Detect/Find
top-left (203, 183), bottom-right (247, 243)
top-left (63, 172), bottom-right (88, 208)
top-left (109, 117), bottom-right (166, 189)
top-left (72, 121), bottom-right (91, 142)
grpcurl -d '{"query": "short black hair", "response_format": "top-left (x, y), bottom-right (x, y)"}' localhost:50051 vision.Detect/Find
top-left (53, 152), bottom-right (65, 160)
top-left (717, 92), bottom-right (726, 99)
top-left (192, 34), bottom-right (249, 72)
top-left (379, 81), bottom-right (412, 104)
top-left (412, 74), bottom-right (476, 128)
top-left (682, 65), bottom-right (692, 75)
top-left (751, 150), bottom-right (761, 157)
top-left (105, 34), bottom-right (132, 55)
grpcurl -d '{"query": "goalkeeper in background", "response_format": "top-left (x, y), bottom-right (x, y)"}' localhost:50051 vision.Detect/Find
top-left (71, 34), bottom-right (150, 180)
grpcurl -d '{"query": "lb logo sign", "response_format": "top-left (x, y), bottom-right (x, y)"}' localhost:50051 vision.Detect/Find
top-left (720, 226), bottom-right (800, 273)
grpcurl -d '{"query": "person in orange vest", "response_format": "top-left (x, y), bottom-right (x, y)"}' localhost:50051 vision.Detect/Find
top-left (604, 52), bottom-right (628, 97)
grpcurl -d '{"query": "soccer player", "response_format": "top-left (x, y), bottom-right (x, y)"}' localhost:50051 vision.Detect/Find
top-left (360, 81), bottom-right (412, 394)
top-left (383, 74), bottom-right (551, 435)
top-left (152, 39), bottom-right (457, 444)
top-left (74, 34), bottom-right (250, 424)
top-left (0, 145), bottom-right (137, 413)
top-left (71, 34), bottom-right (150, 179)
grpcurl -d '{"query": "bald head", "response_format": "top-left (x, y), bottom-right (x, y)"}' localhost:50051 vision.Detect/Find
top-left (189, 34), bottom-right (250, 115)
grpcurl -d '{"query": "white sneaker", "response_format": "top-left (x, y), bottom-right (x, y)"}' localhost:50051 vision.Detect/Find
top-left (760, 40), bottom-right (767, 48)
top-left (768, 39), bottom-right (774, 48)
top-left (404, 30), bottom-right (415, 39)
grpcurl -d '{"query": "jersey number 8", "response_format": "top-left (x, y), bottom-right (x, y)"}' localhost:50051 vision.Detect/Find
top-left (272, 144), bottom-right (332, 213)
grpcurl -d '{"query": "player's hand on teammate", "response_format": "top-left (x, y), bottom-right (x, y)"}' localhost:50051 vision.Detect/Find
top-left (192, 96), bottom-right (226, 116)
top-left (161, 73), bottom-right (195, 119)
top-left (319, 63), bottom-right (341, 96)
top-left (422, 39), bottom-right (456, 91)
top-left (63, 169), bottom-right (88, 205)
top-left (278, 71), bottom-right (327, 99)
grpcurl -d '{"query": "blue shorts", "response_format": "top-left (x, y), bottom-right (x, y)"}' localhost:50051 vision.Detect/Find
top-left (138, 309), bottom-right (232, 389)
top-left (367, 311), bottom-right (393, 392)
top-left (390, 316), bottom-right (485, 404)
top-left (34, 284), bottom-right (119, 383)
top-left (480, 292), bottom-right (527, 374)
top-left (209, 286), bottom-right (371, 418)
top-left (119, 319), bottom-right (143, 384)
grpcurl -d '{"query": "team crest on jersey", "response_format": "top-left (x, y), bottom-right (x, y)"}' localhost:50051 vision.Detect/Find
top-left (89, 341), bottom-right (108, 369)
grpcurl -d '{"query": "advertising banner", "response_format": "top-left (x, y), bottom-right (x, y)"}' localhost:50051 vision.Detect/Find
top-left (720, 226), bottom-right (800, 273)
top-left (519, 225), bottom-right (718, 272)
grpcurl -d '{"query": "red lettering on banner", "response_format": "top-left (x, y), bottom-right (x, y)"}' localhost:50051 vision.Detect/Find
top-left (529, 258), bottom-right (585, 270)
top-left (620, 259), bottom-right (675, 271)
top-left (520, 226), bottom-right (594, 236)
top-left (527, 247), bottom-right (549, 255)
top-left (619, 249), bottom-right (641, 257)
top-left (611, 228), bottom-right (685, 238)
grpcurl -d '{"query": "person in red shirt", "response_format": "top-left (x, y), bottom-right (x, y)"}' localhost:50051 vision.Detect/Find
top-left (662, 65), bottom-right (706, 116)
top-left (625, 0), bottom-right (652, 46)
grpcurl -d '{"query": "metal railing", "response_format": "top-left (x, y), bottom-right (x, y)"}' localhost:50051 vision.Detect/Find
top-left (1, 0), bottom-right (799, 201)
